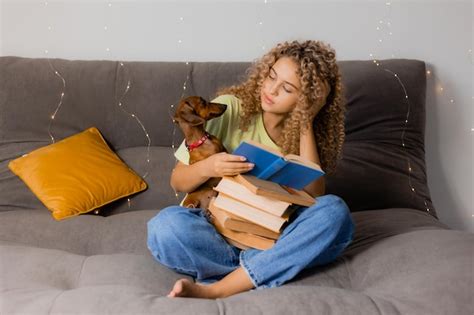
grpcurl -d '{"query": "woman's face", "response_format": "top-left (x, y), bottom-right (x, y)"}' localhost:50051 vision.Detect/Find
top-left (260, 57), bottom-right (301, 115)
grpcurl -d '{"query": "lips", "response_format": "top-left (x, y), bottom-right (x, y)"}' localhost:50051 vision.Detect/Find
top-left (263, 93), bottom-right (274, 105)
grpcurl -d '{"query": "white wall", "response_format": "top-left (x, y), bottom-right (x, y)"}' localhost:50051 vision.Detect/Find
top-left (1, 0), bottom-right (472, 232)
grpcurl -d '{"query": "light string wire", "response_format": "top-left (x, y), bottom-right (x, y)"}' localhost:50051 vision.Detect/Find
top-left (104, 2), bottom-right (152, 209)
top-left (42, 1), bottom-right (471, 213)
top-left (169, 60), bottom-right (192, 203)
top-left (44, 1), bottom-right (153, 212)
top-left (165, 9), bottom-right (195, 203)
top-left (104, 2), bottom-right (151, 181)
top-left (168, 0), bottom-right (269, 205)
top-left (368, 0), bottom-right (473, 214)
top-left (369, 1), bottom-right (432, 213)
top-left (46, 58), bottom-right (65, 144)
top-left (257, 0), bottom-right (269, 52)
top-left (114, 62), bottom-right (152, 182)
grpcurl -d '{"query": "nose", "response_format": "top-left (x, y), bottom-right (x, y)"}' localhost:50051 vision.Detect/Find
top-left (268, 81), bottom-right (278, 96)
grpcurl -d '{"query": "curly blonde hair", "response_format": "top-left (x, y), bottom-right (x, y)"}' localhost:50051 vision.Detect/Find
top-left (215, 39), bottom-right (346, 175)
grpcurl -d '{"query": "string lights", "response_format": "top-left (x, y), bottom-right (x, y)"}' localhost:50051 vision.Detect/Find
top-left (367, 1), bottom-right (434, 213)
top-left (169, 13), bottom-right (192, 203)
top-left (102, 2), bottom-right (153, 209)
top-left (44, 1), bottom-right (154, 212)
top-left (114, 63), bottom-right (152, 181)
top-left (369, 1), bottom-right (471, 215)
top-left (41, 0), bottom-right (471, 215)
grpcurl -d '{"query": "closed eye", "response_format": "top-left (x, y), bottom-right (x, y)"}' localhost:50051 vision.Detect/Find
top-left (269, 67), bottom-right (299, 92)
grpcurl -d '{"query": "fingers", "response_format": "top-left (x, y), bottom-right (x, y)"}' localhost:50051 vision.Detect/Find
top-left (221, 163), bottom-right (254, 176)
top-left (216, 154), bottom-right (253, 176)
top-left (224, 154), bottom-right (247, 162)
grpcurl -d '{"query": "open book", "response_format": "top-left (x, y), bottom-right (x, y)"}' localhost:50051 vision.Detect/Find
top-left (232, 140), bottom-right (325, 190)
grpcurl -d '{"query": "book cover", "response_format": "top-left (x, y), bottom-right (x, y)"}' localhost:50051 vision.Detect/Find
top-left (208, 198), bottom-right (280, 240)
top-left (213, 176), bottom-right (291, 217)
top-left (232, 174), bottom-right (316, 207)
top-left (223, 236), bottom-right (251, 250)
top-left (213, 193), bottom-right (288, 233)
top-left (232, 140), bottom-right (325, 190)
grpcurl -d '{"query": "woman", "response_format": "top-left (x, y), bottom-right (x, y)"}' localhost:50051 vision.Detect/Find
top-left (147, 40), bottom-right (355, 299)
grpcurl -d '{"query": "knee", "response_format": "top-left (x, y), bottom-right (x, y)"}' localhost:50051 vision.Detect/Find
top-left (317, 194), bottom-right (354, 231)
top-left (148, 206), bottom-right (177, 234)
top-left (147, 206), bottom-right (188, 255)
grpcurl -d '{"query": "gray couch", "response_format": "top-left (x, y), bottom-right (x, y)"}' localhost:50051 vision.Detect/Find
top-left (0, 56), bottom-right (472, 314)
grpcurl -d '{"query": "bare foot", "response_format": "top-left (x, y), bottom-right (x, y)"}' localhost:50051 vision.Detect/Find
top-left (167, 278), bottom-right (217, 299)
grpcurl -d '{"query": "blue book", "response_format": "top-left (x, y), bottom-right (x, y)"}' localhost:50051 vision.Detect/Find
top-left (232, 140), bottom-right (325, 190)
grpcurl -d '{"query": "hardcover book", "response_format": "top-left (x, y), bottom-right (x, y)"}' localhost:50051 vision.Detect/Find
top-left (208, 197), bottom-right (280, 240)
top-left (232, 139), bottom-right (325, 190)
top-left (232, 174), bottom-right (316, 207)
top-left (212, 193), bottom-right (290, 233)
top-left (209, 203), bottom-right (276, 250)
top-left (213, 176), bottom-right (292, 217)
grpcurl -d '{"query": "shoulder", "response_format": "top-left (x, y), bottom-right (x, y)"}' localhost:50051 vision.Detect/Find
top-left (211, 94), bottom-right (242, 107)
top-left (204, 94), bottom-right (241, 136)
top-left (209, 94), bottom-right (242, 122)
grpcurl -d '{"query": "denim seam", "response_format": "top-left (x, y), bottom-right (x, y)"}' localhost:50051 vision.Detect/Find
top-left (157, 255), bottom-right (197, 276)
top-left (239, 250), bottom-right (259, 288)
top-left (205, 211), bottom-right (240, 265)
top-left (160, 213), bottom-right (203, 277)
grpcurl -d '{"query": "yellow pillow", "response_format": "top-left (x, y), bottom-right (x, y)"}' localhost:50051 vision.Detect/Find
top-left (8, 127), bottom-right (147, 220)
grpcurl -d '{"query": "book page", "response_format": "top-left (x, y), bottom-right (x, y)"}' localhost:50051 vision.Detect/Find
top-left (284, 153), bottom-right (322, 171)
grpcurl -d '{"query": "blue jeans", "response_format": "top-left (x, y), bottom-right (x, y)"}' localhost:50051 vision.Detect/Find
top-left (147, 194), bottom-right (355, 289)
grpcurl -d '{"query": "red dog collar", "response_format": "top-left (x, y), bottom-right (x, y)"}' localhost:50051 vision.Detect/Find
top-left (185, 132), bottom-right (211, 152)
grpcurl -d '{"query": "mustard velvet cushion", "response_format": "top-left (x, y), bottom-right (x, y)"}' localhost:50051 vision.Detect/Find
top-left (8, 127), bottom-right (148, 220)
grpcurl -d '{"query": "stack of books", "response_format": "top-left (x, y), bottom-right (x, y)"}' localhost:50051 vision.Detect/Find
top-left (208, 174), bottom-right (317, 250)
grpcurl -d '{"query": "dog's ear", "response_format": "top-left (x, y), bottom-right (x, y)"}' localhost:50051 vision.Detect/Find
top-left (181, 111), bottom-right (206, 126)
top-left (179, 102), bottom-right (206, 126)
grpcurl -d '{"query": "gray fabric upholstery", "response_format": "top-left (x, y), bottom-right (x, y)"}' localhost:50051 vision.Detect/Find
top-left (0, 56), bottom-right (472, 314)
top-left (1, 57), bottom-right (434, 216)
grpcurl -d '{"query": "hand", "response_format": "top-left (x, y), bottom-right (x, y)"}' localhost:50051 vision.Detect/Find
top-left (203, 152), bottom-right (254, 177)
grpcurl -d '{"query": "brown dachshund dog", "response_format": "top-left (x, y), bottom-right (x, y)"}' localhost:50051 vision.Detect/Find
top-left (173, 96), bottom-right (228, 211)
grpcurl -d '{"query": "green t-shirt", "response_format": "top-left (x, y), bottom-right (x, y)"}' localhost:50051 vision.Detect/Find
top-left (173, 94), bottom-right (281, 205)
top-left (174, 94), bottom-right (281, 164)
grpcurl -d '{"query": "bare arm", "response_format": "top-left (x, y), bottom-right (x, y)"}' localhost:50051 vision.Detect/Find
top-left (170, 160), bottom-right (211, 193)
top-left (170, 153), bottom-right (255, 193)
top-left (300, 126), bottom-right (325, 198)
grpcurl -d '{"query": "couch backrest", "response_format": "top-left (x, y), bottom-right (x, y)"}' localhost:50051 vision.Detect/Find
top-left (0, 56), bottom-right (437, 218)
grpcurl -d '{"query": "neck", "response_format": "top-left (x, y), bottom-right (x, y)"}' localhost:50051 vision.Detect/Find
top-left (262, 111), bottom-right (285, 131)
top-left (180, 123), bottom-right (206, 143)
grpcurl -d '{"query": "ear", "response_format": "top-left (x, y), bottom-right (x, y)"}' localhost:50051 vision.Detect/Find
top-left (177, 102), bottom-right (205, 126)
top-left (181, 112), bottom-right (206, 126)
